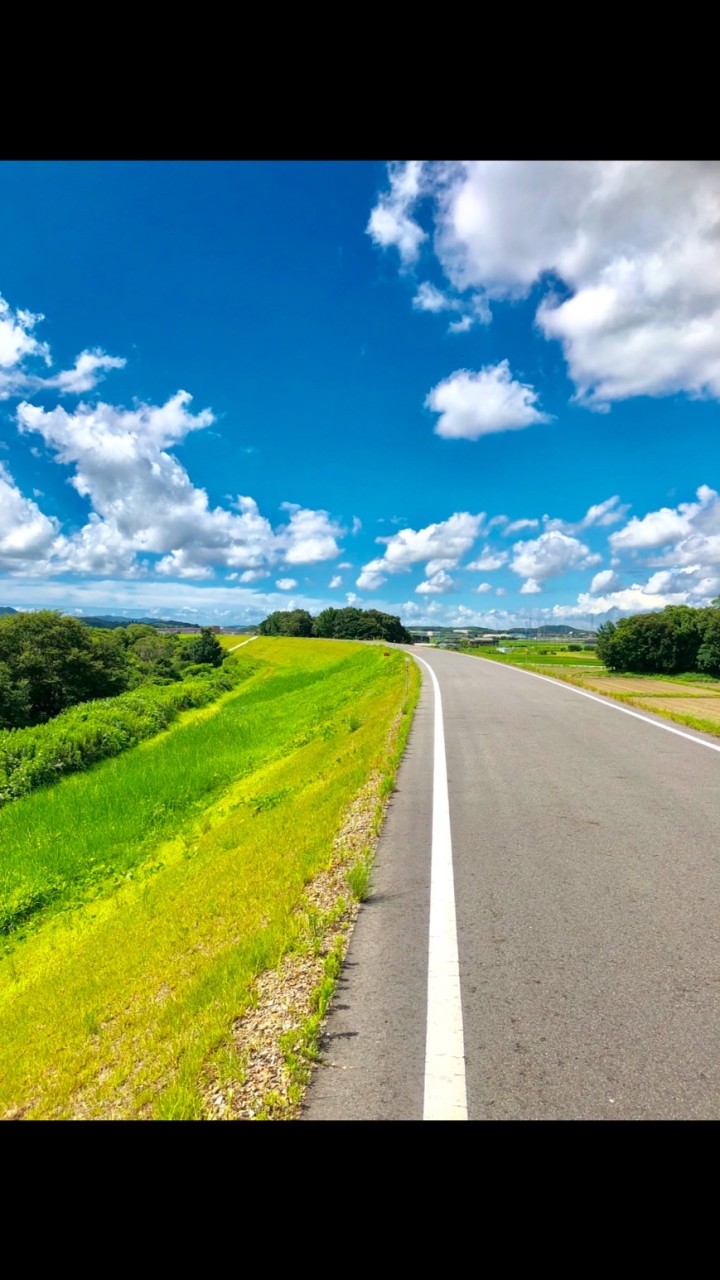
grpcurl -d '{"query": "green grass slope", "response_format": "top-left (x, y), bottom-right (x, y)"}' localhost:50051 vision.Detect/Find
top-left (0, 638), bottom-right (419, 1119)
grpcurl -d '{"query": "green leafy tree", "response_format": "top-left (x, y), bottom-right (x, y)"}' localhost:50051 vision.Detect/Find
top-left (0, 663), bottom-right (31, 729)
top-left (180, 627), bottom-right (224, 666)
top-left (0, 611), bottom-right (131, 726)
top-left (697, 608), bottom-right (720, 676)
top-left (258, 610), bottom-right (313, 637)
top-left (261, 606), bottom-right (412, 644)
top-left (312, 608), bottom-right (341, 638)
top-left (127, 630), bottom-right (182, 682)
top-left (595, 607), bottom-right (705, 674)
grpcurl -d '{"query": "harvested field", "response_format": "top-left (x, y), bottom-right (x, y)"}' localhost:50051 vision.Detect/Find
top-left (579, 676), bottom-right (720, 697)
top-left (626, 697), bottom-right (720, 722)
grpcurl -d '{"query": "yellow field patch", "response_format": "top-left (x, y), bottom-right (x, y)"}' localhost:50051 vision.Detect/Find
top-left (625, 696), bottom-right (720, 722)
top-left (579, 675), bottom-right (720, 697)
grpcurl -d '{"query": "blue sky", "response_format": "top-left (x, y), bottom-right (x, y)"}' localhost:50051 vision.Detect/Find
top-left (1, 159), bottom-right (719, 627)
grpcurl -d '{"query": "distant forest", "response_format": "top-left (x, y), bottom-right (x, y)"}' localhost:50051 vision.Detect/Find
top-left (258, 607), bottom-right (413, 644)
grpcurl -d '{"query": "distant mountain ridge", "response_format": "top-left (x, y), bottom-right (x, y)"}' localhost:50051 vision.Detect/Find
top-left (1, 607), bottom-right (591, 637)
top-left (408, 623), bottom-right (595, 637)
top-left (0, 608), bottom-right (255, 631)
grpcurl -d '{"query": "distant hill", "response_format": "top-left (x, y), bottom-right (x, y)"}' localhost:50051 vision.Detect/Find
top-left (78, 615), bottom-right (203, 630)
top-left (0, 608), bottom-right (257, 632)
top-left (408, 623), bottom-right (595, 639)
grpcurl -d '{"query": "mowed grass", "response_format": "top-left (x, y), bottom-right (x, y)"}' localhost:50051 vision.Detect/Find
top-left (176, 632), bottom-right (255, 650)
top-left (216, 634), bottom-right (256, 650)
top-left (0, 638), bottom-right (419, 1119)
top-left (0, 640), bottom-right (390, 934)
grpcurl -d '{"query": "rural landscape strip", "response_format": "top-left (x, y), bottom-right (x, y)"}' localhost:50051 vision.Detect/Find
top-left (413, 654), bottom-right (468, 1122)
top-left (468, 654), bottom-right (720, 753)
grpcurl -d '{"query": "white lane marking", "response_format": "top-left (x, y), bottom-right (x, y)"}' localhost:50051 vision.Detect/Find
top-left (469, 656), bottom-right (720, 754)
top-left (412, 654), bottom-right (468, 1121)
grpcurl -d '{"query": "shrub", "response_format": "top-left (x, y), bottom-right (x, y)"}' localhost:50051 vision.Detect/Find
top-left (0, 661), bottom-right (251, 808)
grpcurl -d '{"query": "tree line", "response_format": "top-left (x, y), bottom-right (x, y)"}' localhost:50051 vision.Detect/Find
top-left (0, 612), bottom-right (225, 729)
top-left (258, 607), bottom-right (413, 644)
top-left (596, 603), bottom-right (720, 675)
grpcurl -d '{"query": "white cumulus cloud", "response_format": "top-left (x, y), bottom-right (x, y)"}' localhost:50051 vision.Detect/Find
top-left (276, 578), bottom-right (297, 590)
top-left (590, 568), bottom-right (621, 593)
top-left (366, 160), bottom-right (427, 265)
top-left (0, 292), bottom-right (125, 400)
top-left (0, 462), bottom-right (59, 572)
top-left (510, 530), bottom-right (601, 589)
top-left (543, 495), bottom-right (630, 535)
top-left (371, 160), bottom-right (720, 405)
top-left (426, 361), bottom-right (551, 440)
top-left (466, 546), bottom-right (508, 571)
top-left (357, 512), bottom-right (484, 590)
top-left (416, 569), bottom-right (455, 595)
top-left (609, 486), bottom-right (717, 553)
top-left (412, 282), bottom-right (453, 313)
top-left (14, 393), bottom-right (345, 579)
top-left (50, 349), bottom-right (127, 394)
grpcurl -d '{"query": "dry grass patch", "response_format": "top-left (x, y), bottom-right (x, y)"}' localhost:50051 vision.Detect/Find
top-left (625, 696), bottom-right (720, 722)
top-left (576, 675), bottom-right (720, 697)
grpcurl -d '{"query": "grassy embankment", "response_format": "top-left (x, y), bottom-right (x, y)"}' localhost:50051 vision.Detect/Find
top-left (0, 638), bottom-right (420, 1119)
top-left (216, 634), bottom-right (256, 650)
top-left (460, 641), bottom-right (720, 737)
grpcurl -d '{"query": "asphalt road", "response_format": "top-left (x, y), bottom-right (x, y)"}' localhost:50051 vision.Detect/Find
top-left (300, 647), bottom-right (720, 1120)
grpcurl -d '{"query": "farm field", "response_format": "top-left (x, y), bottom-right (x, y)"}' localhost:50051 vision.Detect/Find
top-left (467, 641), bottom-right (603, 669)
top-left (461, 644), bottom-right (720, 737)
top-left (580, 675), bottom-right (720, 697)
top-left (0, 637), bottom-right (419, 1120)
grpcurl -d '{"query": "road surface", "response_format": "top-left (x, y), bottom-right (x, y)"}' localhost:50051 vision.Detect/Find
top-left (301, 646), bottom-right (720, 1120)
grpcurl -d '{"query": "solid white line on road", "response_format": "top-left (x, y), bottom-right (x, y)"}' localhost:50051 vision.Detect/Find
top-left (471, 656), bottom-right (720, 755)
top-left (412, 654), bottom-right (468, 1121)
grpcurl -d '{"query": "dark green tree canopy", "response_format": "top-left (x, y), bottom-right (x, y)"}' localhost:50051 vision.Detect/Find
top-left (0, 612), bottom-right (228, 729)
top-left (259, 607), bottom-right (412, 644)
top-left (259, 610), bottom-right (314, 637)
top-left (179, 628), bottom-right (224, 667)
top-left (595, 604), bottom-right (717, 675)
top-left (0, 611), bottom-right (129, 726)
